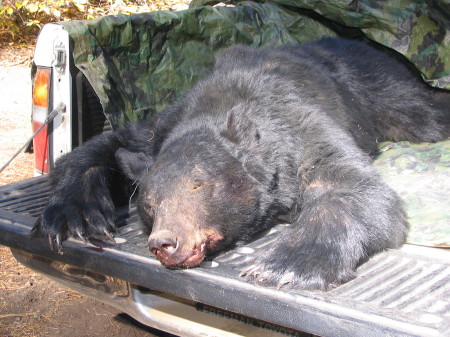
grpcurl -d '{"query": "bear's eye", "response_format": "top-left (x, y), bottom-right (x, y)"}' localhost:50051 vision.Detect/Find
top-left (144, 195), bottom-right (155, 214)
top-left (189, 180), bottom-right (205, 192)
top-left (143, 202), bottom-right (153, 214)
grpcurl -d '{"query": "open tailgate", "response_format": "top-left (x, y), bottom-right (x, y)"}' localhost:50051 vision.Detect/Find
top-left (0, 176), bottom-right (449, 337)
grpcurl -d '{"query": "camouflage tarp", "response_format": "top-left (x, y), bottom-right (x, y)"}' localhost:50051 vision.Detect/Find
top-left (375, 140), bottom-right (450, 247)
top-left (50, 1), bottom-right (449, 247)
top-left (56, 0), bottom-right (450, 127)
top-left (192, 0), bottom-right (450, 89)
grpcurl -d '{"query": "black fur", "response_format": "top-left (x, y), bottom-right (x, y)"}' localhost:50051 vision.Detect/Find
top-left (32, 38), bottom-right (449, 290)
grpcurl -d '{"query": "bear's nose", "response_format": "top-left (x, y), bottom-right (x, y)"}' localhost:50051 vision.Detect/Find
top-left (148, 232), bottom-right (179, 257)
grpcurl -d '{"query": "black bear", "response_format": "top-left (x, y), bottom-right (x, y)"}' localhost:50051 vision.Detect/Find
top-left (32, 38), bottom-right (449, 290)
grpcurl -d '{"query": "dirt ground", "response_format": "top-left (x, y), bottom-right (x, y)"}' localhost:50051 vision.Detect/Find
top-left (0, 47), bottom-right (172, 337)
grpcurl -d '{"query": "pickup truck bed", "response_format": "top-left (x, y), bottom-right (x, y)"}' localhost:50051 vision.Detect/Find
top-left (1, 176), bottom-right (449, 337)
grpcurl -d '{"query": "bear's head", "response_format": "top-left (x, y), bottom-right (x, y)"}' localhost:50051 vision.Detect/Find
top-left (115, 114), bottom-right (273, 268)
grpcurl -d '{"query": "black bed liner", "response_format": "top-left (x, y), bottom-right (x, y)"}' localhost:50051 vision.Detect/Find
top-left (0, 176), bottom-right (449, 337)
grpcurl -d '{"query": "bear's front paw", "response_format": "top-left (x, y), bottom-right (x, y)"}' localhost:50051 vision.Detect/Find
top-left (31, 198), bottom-right (117, 254)
top-left (240, 248), bottom-right (357, 291)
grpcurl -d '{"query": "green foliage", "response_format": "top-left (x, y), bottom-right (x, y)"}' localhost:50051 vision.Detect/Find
top-left (0, 0), bottom-right (190, 46)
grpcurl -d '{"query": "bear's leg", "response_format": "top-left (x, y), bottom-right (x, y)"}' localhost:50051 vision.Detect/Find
top-left (242, 141), bottom-right (408, 290)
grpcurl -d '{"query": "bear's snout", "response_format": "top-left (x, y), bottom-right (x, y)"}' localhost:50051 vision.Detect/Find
top-left (148, 229), bottom-right (205, 268)
top-left (148, 228), bottom-right (224, 269)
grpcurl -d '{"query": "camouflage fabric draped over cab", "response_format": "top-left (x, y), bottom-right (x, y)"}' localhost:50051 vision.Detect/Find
top-left (46, 0), bottom-right (449, 247)
top-left (56, 0), bottom-right (450, 125)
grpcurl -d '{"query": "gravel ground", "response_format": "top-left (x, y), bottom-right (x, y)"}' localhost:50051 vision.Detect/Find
top-left (0, 66), bottom-right (34, 184)
top-left (0, 59), bottom-right (170, 337)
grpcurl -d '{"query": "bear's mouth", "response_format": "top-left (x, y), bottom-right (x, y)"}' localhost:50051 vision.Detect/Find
top-left (176, 242), bottom-right (208, 268)
top-left (155, 233), bottom-right (223, 269)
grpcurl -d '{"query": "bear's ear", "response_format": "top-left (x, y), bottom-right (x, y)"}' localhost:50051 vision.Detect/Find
top-left (222, 105), bottom-right (260, 148)
top-left (115, 148), bottom-right (153, 181)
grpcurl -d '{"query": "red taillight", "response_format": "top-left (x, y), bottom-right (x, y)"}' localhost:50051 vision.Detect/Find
top-left (32, 67), bottom-right (51, 174)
